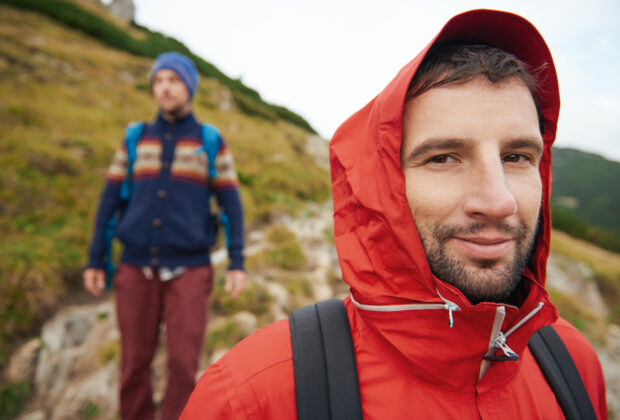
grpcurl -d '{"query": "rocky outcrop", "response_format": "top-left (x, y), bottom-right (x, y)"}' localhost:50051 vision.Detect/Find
top-left (105, 0), bottom-right (135, 22)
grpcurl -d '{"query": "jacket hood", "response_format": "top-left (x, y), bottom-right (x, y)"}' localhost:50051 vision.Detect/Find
top-left (330, 9), bottom-right (560, 313)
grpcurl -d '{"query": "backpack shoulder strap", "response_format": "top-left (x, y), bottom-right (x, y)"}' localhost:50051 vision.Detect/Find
top-left (120, 121), bottom-right (144, 201)
top-left (200, 123), bottom-right (221, 179)
top-left (104, 122), bottom-right (143, 287)
top-left (528, 325), bottom-right (597, 420)
top-left (289, 298), bottom-right (363, 420)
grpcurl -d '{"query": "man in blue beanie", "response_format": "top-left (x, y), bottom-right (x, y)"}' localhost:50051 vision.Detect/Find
top-left (83, 51), bottom-right (246, 420)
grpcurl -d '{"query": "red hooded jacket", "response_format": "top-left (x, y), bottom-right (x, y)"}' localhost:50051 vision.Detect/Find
top-left (181, 9), bottom-right (607, 419)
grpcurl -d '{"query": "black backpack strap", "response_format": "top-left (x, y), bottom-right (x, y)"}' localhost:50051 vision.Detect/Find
top-left (290, 298), bottom-right (363, 420)
top-left (528, 325), bottom-right (597, 420)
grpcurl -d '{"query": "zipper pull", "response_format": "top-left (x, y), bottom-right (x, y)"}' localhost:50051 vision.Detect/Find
top-left (484, 332), bottom-right (519, 361)
top-left (444, 302), bottom-right (458, 328)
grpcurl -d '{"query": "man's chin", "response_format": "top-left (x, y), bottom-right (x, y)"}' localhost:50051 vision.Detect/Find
top-left (447, 263), bottom-right (520, 304)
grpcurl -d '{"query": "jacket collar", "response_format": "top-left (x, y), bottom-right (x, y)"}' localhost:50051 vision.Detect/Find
top-left (155, 109), bottom-right (196, 128)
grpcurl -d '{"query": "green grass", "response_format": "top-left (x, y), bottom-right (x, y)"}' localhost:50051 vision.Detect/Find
top-left (81, 401), bottom-right (103, 420)
top-left (551, 229), bottom-right (620, 326)
top-left (551, 204), bottom-right (620, 253)
top-left (246, 225), bottom-right (308, 271)
top-left (1, 0), bottom-right (316, 133)
top-left (97, 339), bottom-right (119, 365)
top-left (0, 381), bottom-right (31, 420)
top-left (286, 276), bottom-right (314, 309)
top-left (210, 278), bottom-right (272, 317)
top-left (548, 289), bottom-right (606, 346)
top-left (206, 319), bottom-right (247, 354)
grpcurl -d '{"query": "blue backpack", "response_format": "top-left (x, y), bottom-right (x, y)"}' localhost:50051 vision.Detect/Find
top-left (103, 122), bottom-right (231, 287)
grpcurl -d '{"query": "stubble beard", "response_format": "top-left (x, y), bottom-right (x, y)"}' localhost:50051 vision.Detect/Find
top-left (162, 102), bottom-right (190, 120)
top-left (419, 220), bottom-right (538, 305)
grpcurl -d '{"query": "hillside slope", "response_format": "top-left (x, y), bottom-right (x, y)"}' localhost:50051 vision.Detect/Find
top-left (0, 3), bottom-right (330, 363)
top-left (551, 147), bottom-right (620, 241)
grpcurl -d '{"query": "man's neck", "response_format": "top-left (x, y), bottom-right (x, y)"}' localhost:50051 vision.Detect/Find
top-left (161, 104), bottom-right (192, 123)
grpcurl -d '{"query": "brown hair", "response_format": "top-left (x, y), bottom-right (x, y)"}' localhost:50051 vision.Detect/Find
top-left (407, 41), bottom-right (545, 133)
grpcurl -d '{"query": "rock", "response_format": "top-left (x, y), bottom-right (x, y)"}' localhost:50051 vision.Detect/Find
top-left (5, 338), bottom-right (41, 382)
top-left (547, 253), bottom-right (609, 318)
top-left (31, 301), bottom-right (119, 414)
top-left (49, 363), bottom-right (118, 420)
top-left (17, 409), bottom-right (46, 420)
top-left (312, 282), bottom-right (334, 301)
top-left (265, 281), bottom-right (289, 310)
top-left (233, 311), bottom-right (258, 336)
top-left (305, 135), bottom-right (330, 170)
top-left (218, 89), bottom-right (233, 111)
top-left (106, 0), bottom-right (135, 22)
top-left (598, 324), bottom-right (620, 417)
top-left (118, 70), bottom-right (134, 84)
top-left (247, 230), bottom-right (265, 244)
top-left (209, 349), bottom-right (229, 366)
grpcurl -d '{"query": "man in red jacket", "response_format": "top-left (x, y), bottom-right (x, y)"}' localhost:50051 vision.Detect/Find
top-left (181, 9), bottom-right (607, 419)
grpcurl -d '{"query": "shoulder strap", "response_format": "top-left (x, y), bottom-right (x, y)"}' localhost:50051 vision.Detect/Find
top-left (120, 122), bottom-right (144, 201)
top-left (200, 123), bottom-right (221, 179)
top-left (104, 122), bottom-right (143, 288)
top-left (289, 298), bottom-right (363, 420)
top-left (528, 325), bottom-right (597, 420)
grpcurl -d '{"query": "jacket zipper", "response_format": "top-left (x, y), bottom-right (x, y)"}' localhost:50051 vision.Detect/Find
top-left (479, 302), bottom-right (545, 377)
top-left (350, 293), bottom-right (461, 328)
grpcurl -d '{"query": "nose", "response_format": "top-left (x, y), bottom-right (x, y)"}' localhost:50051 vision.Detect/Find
top-left (463, 157), bottom-right (517, 222)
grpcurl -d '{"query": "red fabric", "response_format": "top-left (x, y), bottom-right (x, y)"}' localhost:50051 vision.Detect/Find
top-left (181, 9), bottom-right (607, 419)
top-left (116, 264), bottom-right (213, 420)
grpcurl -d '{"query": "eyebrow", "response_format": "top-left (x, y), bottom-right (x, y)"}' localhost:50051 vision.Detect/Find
top-left (402, 136), bottom-right (544, 164)
top-left (504, 137), bottom-right (544, 157)
top-left (402, 138), bottom-right (472, 164)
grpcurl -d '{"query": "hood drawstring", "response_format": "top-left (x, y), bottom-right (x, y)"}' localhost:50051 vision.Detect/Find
top-left (483, 302), bottom-right (545, 362)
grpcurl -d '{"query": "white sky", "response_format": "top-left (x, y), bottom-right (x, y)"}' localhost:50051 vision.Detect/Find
top-left (133, 0), bottom-right (620, 161)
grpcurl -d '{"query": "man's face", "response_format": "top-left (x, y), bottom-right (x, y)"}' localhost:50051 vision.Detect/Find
top-left (152, 69), bottom-right (190, 115)
top-left (401, 77), bottom-right (544, 304)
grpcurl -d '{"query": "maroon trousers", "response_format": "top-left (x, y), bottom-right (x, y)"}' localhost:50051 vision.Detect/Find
top-left (115, 264), bottom-right (213, 420)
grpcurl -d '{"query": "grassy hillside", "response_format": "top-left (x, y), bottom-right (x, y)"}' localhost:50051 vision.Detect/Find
top-left (0, 3), bottom-right (330, 363)
top-left (1, 0), bottom-right (316, 133)
top-left (551, 147), bottom-right (620, 243)
top-left (551, 229), bottom-right (620, 324)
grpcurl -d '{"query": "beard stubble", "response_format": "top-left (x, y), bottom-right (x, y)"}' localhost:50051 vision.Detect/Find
top-left (419, 220), bottom-right (538, 305)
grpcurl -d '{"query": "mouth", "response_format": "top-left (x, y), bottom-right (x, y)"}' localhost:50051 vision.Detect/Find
top-left (449, 236), bottom-right (515, 260)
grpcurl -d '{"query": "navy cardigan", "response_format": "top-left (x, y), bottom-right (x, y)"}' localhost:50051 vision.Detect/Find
top-left (88, 112), bottom-right (244, 271)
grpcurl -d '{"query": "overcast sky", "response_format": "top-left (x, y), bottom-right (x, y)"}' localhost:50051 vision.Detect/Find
top-left (132, 0), bottom-right (620, 161)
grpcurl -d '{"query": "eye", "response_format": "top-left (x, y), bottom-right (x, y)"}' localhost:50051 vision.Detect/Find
top-left (503, 153), bottom-right (530, 164)
top-left (427, 154), bottom-right (455, 164)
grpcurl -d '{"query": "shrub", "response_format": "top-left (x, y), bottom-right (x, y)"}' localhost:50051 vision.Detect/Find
top-left (210, 278), bottom-right (271, 316)
top-left (551, 204), bottom-right (620, 253)
top-left (0, 381), bottom-right (31, 419)
top-left (206, 320), bottom-right (246, 354)
top-left (82, 401), bottom-right (103, 420)
top-left (265, 225), bottom-right (307, 270)
top-left (97, 339), bottom-right (119, 365)
top-left (267, 242), bottom-right (306, 271)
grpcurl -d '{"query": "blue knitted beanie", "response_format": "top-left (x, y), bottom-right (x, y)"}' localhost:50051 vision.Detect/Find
top-left (150, 52), bottom-right (199, 98)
